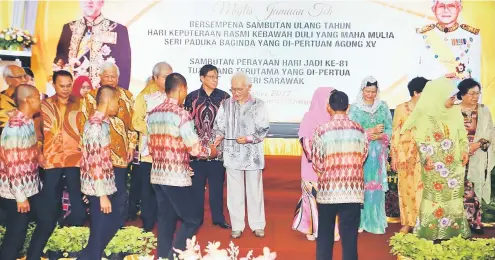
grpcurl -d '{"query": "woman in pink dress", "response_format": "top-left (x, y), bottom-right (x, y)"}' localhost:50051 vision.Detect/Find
top-left (292, 87), bottom-right (340, 241)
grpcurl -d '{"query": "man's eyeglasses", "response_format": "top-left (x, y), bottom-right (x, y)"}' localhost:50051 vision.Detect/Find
top-left (229, 88), bottom-right (245, 93)
top-left (205, 75), bottom-right (220, 80)
top-left (7, 74), bottom-right (28, 79)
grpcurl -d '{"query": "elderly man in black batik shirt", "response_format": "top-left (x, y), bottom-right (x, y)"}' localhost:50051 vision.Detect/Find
top-left (184, 64), bottom-right (231, 229)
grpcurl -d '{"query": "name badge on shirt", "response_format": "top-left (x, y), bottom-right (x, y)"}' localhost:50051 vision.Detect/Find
top-left (95, 32), bottom-right (117, 44)
top-left (451, 38), bottom-right (466, 46)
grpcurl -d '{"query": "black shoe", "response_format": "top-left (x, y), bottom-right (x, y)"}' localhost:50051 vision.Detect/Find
top-left (213, 222), bottom-right (231, 229)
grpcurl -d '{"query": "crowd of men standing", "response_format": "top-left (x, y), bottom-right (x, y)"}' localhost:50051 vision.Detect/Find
top-left (0, 62), bottom-right (270, 260)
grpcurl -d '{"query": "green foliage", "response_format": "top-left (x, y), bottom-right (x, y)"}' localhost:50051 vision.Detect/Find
top-left (42, 226), bottom-right (156, 257)
top-left (0, 222), bottom-right (36, 257)
top-left (104, 226), bottom-right (157, 257)
top-left (389, 233), bottom-right (495, 260)
top-left (43, 226), bottom-right (90, 257)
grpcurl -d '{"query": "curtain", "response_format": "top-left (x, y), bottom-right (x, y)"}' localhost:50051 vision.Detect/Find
top-left (463, 1), bottom-right (495, 120)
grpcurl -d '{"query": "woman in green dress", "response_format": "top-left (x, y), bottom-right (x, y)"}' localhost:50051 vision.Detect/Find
top-left (401, 77), bottom-right (470, 240)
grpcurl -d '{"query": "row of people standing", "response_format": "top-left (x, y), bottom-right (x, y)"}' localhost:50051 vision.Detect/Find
top-left (393, 77), bottom-right (493, 238)
top-left (293, 76), bottom-right (393, 244)
top-left (0, 62), bottom-right (270, 260)
top-left (293, 75), bottom-right (493, 251)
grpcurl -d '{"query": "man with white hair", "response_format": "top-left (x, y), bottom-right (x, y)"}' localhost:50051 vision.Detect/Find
top-left (213, 72), bottom-right (270, 238)
top-left (81, 62), bottom-right (137, 226)
top-left (53, 0), bottom-right (132, 89)
top-left (130, 61), bottom-right (172, 230)
top-left (416, 0), bottom-right (480, 83)
top-left (0, 65), bottom-right (28, 134)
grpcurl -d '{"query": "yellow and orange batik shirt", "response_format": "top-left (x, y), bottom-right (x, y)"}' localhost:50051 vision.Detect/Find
top-left (81, 86), bottom-right (137, 168)
top-left (41, 96), bottom-right (84, 169)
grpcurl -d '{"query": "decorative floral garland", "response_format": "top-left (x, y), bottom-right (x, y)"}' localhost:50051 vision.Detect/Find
top-left (0, 28), bottom-right (36, 51)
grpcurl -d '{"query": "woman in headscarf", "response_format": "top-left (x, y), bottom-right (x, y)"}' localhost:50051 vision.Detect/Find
top-left (71, 75), bottom-right (93, 98)
top-left (292, 87), bottom-right (340, 241)
top-left (391, 77), bottom-right (429, 234)
top-left (457, 78), bottom-right (494, 234)
top-left (349, 76), bottom-right (393, 234)
top-left (401, 77), bottom-right (470, 240)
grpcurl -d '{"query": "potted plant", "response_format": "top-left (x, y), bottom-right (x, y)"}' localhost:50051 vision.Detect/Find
top-left (104, 226), bottom-right (156, 260)
top-left (43, 226), bottom-right (89, 259)
top-left (0, 28), bottom-right (36, 51)
top-left (389, 233), bottom-right (495, 260)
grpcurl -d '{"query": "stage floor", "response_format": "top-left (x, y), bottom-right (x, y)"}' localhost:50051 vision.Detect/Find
top-left (128, 156), bottom-right (495, 259)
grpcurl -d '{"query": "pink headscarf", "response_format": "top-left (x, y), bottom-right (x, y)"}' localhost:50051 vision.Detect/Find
top-left (298, 87), bottom-right (335, 138)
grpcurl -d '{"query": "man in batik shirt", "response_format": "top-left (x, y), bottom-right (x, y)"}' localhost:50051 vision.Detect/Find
top-left (131, 61), bottom-right (172, 230)
top-left (40, 70), bottom-right (86, 228)
top-left (147, 73), bottom-right (217, 259)
top-left (81, 62), bottom-right (137, 226)
top-left (79, 85), bottom-right (121, 259)
top-left (0, 85), bottom-right (51, 260)
top-left (184, 64), bottom-right (231, 229)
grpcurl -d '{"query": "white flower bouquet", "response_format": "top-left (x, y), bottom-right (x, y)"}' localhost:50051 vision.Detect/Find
top-left (152, 236), bottom-right (277, 260)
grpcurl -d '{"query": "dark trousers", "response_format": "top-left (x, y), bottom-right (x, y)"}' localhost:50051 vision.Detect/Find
top-left (77, 168), bottom-right (126, 260)
top-left (114, 167), bottom-right (129, 227)
top-left (0, 194), bottom-right (53, 260)
top-left (127, 164), bottom-right (141, 218)
top-left (190, 160), bottom-right (226, 224)
top-left (43, 167), bottom-right (86, 226)
top-left (137, 162), bottom-right (157, 231)
top-left (317, 203), bottom-right (361, 260)
top-left (154, 184), bottom-right (201, 260)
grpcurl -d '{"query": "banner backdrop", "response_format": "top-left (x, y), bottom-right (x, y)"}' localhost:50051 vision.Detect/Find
top-left (31, 0), bottom-right (495, 155)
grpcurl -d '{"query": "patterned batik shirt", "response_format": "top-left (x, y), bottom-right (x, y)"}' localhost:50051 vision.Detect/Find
top-left (0, 110), bottom-right (41, 202)
top-left (147, 98), bottom-right (209, 187)
top-left (41, 96), bottom-right (84, 169)
top-left (81, 86), bottom-right (137, 168)
top-left (213, 96), bottom-right (270, 170)
top-left (80, 111), bottom-right (116, 196)
top-left (184, 87), bottom-right (230, 159)
top-left (311, 114), bottom-right (369, 204)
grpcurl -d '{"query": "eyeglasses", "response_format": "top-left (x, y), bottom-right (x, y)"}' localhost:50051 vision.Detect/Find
top-left (466, 92), bottom-right (481, 96)
top-left (205, 75), bottom-right (219, 80)
top-left (229, 88), bottom-right (245, 93)
top-left (7, 74), bottom-right (28, 79)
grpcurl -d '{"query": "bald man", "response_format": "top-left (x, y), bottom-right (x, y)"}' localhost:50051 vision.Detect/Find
top-left (129, 62), bottom-right (172, 229)
top-left (0, 84), bottom-right (52, 260)
top-left (79, 85), bottom-right (121, 260)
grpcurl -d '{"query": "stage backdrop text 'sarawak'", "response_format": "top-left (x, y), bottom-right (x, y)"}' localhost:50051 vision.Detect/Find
top-left (28, 0), bottom-right (495, 155)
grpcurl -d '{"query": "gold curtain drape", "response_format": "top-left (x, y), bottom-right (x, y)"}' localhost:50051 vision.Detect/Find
top-left (0, 1), bottom-right (13, 30)
top-left (462, 1), bottom-right (495, 119)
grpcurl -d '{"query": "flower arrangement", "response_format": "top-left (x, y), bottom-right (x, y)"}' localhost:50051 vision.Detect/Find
top-left (156, 236), bottom-right (276, 260)
top-left (0, 28), bottom-right (37, 51)
top-left (389, 233), bottom-right (495, 260)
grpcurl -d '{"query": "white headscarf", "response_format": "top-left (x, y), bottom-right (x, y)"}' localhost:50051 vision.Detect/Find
top-left (353, 76), bottom-right (382, 114)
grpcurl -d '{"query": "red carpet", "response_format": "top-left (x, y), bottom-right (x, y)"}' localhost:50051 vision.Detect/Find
top-left (129, 156), bottom-right (494, 259)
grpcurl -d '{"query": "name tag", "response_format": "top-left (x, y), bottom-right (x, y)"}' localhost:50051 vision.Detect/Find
top-left (451, 38), bottom-right (466, 46)
top-left (94, 32), bottom-right (117, 44)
